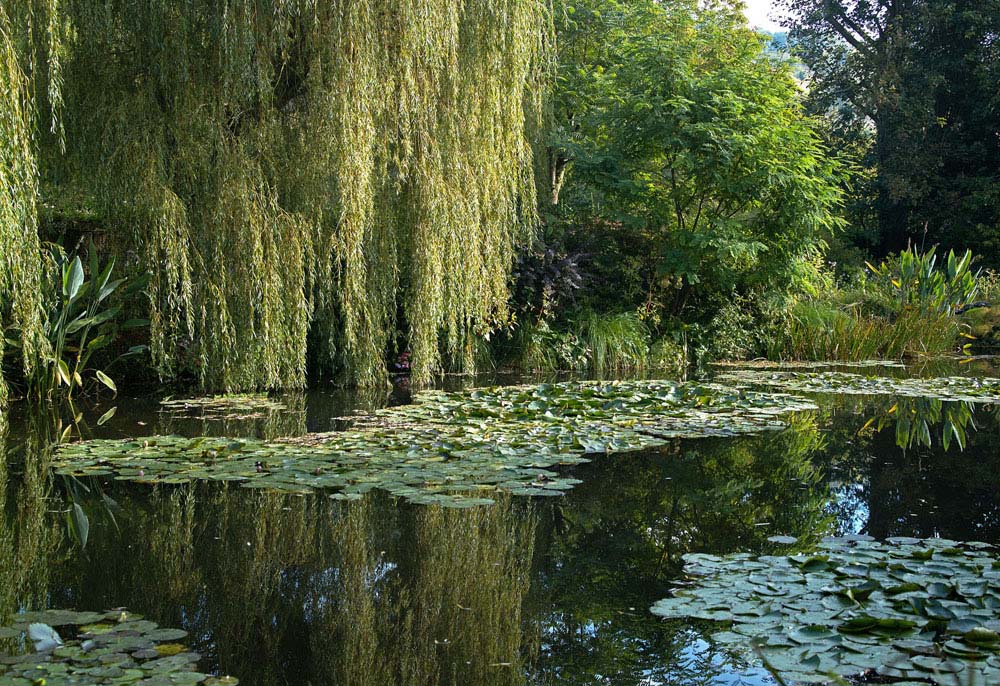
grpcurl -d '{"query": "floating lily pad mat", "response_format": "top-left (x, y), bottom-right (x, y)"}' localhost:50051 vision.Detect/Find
top-left (710, 360), bottom-right (906, 369)
top-left (159, 395), bottom-right (297, 420)
top-left (652, 536), bottom-right (1000, 685)
top-left (0, 608), bottom-right (238, 685)
top-left (55, 380), bottom-right (816, 506)
top-left (718, 370), bottom-right (1000, 403)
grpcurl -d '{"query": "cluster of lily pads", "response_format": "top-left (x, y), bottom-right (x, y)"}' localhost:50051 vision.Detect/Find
top-left (718, 370), bottom-right (1000, 403)
top-left (159, 395), bottom-right (297, 421)
top-left (0, 609), bottom-right (237, 685)
top-left (652, 536), bottom-right (1000, 684)
top-left (710, 360), bottom-right (906, 370)
top-left (54, 380), bottom-right (816, 507)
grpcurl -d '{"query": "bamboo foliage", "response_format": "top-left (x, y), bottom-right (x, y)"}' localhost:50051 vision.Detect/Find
top-left (24, 0), bottom-right (551, 390)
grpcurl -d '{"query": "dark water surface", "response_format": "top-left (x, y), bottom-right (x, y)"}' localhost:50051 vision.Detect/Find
top-left (3, 362), bottom-right (1000, 685)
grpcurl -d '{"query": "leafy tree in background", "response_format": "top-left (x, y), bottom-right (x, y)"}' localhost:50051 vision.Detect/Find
top-left (780, 0), bottom-right (1000, 262)
top-left (545, 0), bottom-right (844, 333)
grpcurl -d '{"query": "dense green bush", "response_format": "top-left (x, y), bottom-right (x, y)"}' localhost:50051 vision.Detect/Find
top-left (539, 0), bottom-right (844, 346)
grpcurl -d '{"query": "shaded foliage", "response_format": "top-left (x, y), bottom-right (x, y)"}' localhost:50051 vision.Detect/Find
top-left (781, 0), bottom-right (1000, 261)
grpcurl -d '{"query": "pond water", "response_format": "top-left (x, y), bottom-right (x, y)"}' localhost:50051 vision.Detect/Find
top-left (2, 360), bottom-right (1000, 685)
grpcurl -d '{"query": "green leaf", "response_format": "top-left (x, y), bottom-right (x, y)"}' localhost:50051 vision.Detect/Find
top-left (66, 256), bottom-right (85, 300)
top-left (97, 406), bottom-right (118, 426)
top-left (97, 278), bottom-right (125, 303)
top-left (65, 315), bottom-right (95, 335)
top-left (95, 370), bottom-right (117, 394)
top-left (57, 359), bottom-right (72, 386)
top-left (69, 503), bottom-right (90, 548)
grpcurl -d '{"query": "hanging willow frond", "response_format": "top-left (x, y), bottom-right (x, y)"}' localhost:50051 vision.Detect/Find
top-left (26, 0), bottom-right (552, 390)
top-left (0, 6), bottom-right (48, 404)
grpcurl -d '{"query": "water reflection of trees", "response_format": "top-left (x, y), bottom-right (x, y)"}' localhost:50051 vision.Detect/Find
top-left (821, 397), bottom-right (1000, 542)
top-left (156, 392), bottom-right (309, 440)
top-left (43, 485), bottom-right (536, 686)
top-left (527, 414), bottom-right (834, 684)
top-left (5, 392), bottom-right (1000, 685)
top-left (0, 412), bottom-right (64, 624)
top-left (866, 396), bottom-right (978, 451)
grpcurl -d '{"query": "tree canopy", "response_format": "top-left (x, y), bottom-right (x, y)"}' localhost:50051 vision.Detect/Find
top-left (543, 0), bottom-right (844, 324)
top-left (781, 0), bottom-right (1000, 260)
top-left (2, 0), bottom-right (550, 392)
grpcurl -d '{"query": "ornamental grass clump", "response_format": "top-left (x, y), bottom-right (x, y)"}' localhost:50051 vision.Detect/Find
top-left (776, 248), bottom-right (979, 362)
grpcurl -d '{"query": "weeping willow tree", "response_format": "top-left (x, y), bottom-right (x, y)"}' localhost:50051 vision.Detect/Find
top-left (27, 0), bottom-right (549, 391)
top-left (0, 6), bottom-right (48, 404)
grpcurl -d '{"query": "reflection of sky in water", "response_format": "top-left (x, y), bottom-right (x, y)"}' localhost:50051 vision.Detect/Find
top-left (539, 620), bottom-right (777, 684)
top-left (674, 636), bottom-right (775, 685)
top-left (830, 481), bottom-right (868, 535)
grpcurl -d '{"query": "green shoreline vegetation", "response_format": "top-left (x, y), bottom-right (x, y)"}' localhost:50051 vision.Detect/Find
top-left (2, 0), bottom-right (998, 397)
top-left (2, 1), bottom-right (1000, 681)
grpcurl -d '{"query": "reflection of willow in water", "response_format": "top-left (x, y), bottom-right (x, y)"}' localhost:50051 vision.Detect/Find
top-left (0, 412), bottom-right (63, 623)
top-left (527, 413), bottom-right (834, 684)
top-left (47, 485), bottom-right (536, 686)
top-left (309, 497), bottom-right (535, 686)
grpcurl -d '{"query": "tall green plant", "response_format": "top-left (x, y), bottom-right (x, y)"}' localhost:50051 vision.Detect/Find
top-left (781, 302), bottom-right (960, 361)
top-left (865, 247), bottom-right (979, 316)
top-left (577, 311), bottom-right (649, 373)
top-left (33, 247), bottom-right (148, 399)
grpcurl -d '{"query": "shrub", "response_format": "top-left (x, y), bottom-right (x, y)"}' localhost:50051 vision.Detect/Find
top-left (506, 320), bottom-right (589, 373)
top-left (649, 338), bottom-right (687, 377)
top-left (500, 311), bottom-right (658, 374)
top-left (705, 294), bottom-right (772, 360)
top-left (767, 248), bottom-right (979, 362)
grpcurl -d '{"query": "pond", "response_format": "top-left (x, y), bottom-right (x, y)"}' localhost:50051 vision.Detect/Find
top-left (2, 359), bottom-right (1000, 685)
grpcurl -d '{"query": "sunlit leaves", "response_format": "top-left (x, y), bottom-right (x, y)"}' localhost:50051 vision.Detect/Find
top-left (0, 8), bottom-right (47, 404)
top-left (41, 0), bottom-right (551, 391)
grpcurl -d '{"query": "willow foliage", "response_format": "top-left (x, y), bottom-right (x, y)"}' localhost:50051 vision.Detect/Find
top-left (30, 0), bottom-right (549, 390)
top-left (0, 7), bottom-right (47, 404)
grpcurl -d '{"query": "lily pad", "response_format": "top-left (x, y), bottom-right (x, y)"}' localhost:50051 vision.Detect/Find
top-left (717, 370), bottom-right (1000, 404)
top-left (0, 609), bottom-right (237, 686)
top-left (55, 380), bottom-right (818, 507)
top-left (160, 395), bottom-right (298, 421)
top-left (651, 537), bottom-right (1000, 685)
